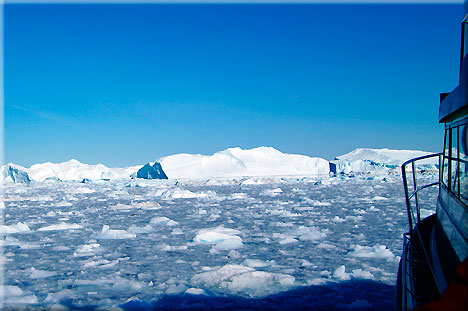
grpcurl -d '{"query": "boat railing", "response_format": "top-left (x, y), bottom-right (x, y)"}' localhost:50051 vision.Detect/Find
top-left (400, 153), bottom-right (442, 310)
top-left (401, 153), bottom-right (442, 235)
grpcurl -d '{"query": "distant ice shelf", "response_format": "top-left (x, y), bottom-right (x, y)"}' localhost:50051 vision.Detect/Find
top-left (1, 146), bottom-right (439, 183)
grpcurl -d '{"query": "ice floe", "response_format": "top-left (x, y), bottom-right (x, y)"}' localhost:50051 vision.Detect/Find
top-left (27, 267), bottom-right (57, 279)
top-left (150, 216), bottom-right (178, 226)
top-left (0, 222), bottom-right (31, 234)
top-left (0, 285), bottom-right (38, 304)
top-left (191, 264), bottom-right (295, 297)
top-left (37, 222), bottom-right (83, 231)
top-left (194, 227), bottom-right (243, 250)
top-left (96, 225), bottom-right (136, 239)
top-left (348, 244), bottom-right (395, 260)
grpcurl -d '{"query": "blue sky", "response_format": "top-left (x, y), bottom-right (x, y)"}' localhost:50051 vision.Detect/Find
top-left (4, 3), bottom-right (464, 167)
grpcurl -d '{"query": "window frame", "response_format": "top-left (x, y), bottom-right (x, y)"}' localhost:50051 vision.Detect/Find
top-left (442, 117), bottom-right (468, 207)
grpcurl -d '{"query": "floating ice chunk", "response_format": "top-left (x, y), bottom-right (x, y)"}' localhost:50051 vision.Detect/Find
top-left (191, 264), bottom-right (295, 297)
top-left (345, 215), bottom-right (363, 221)
top-left (1, 285), bottom-right (38, 304)
top-left (71, 277), bottom-right (145, 292)
top-left (166, 284), bottom-right (188, 294)
top-left (37, 222), bottom-right (83, 231)
top-left (316, 243), bottom-right (337, 250)
top-left (55, 201), bottom-right (73, 207)
top-left (333, 216), bottom-right (346, 223)
top-left (112, 203), bottom-right (132, 210)
top-left (128, 225), bottom-right (155, 234)
top-left (132, 201), bottom-right (161, 210)
top-left (161, 244), bottom-right (188, 251)
top-left (20, 243), bottom-right (40, 249)
top-left (192, 264), bottom-right (253, 287)
top-left (351, 269), bottom-right (375, 280)
top-left (371, 195), bottom-right (388, 201)
top-left (96, 225), bottom-right (136, 239)
top-left (333, 265), bottom-right (351, 280)
top-left (263, 188), bottom-right (283, 196)
top-left (150, 216), bottom-right (178, 226)
top-left (228, 271), bottom-right (295, 294)
top-left (155, 188), bottom-right (215, 199)
top-left (348, 244), bottom-right (395, 260)
top-left (243, 259), bottom-right (272, 268)
top-left (229, 192), bottom-right (248, 199)
top-left (268, 209), bottom-right (301, 217)
top-left (300, 259), bottom-right (314, 267)
top-left (52, 245), bottom-right (70, 251)
top-left (44, 289), bottom-right (77, 303)
top-left (171, 228), bottom-right (184, 235)
top-left (81, 257), bottom-right (119, 269)
top-left (206, 214), bottom-right (220, 221)
top-left (278, 237), bottom-right (299, 245)
top-left (36, 195), bottom-right (54, 201)
top-left (194, 227), bottom-right (241, 243)
top-left (272, 222), bottom-right (294, 227)
top-left (206, 179), bottom-right (234, 186)
top-left (307, 199), bottom-right (331, 207)
top-left (307, 278), bottom-right (329, 285)
top-left (0, 236), bottom-right (24, 247)
top-left (185, 288), bottom-right (207, 295)
top-left (74, 243), bottom-right (101, 257)
top-left (241, 178), bottom-right (265, 185)
top-left (71, 187), bottom-right (95, 194)
top-left (28, 267), bottom-right (57, 279)
top-left (0, 222), bottom-right (31, 234)
top-left (212, 238), bottom-right (244, 250)
top-left (288, 226), bottom-right (327, 241)
top-left (195, 228), bottom-right (244, 250)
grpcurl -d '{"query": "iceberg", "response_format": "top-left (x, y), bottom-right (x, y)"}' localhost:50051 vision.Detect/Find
top-left (330, 148), bottom-right (438, 175)
top-left (136, 162), bottom-right (168, 179)
top-left (26, 159), bottom-right (140, 181)
top-left (158, 146), bottom-right (330, 179)
top-left (6, 146), bottom-right (439, 182)
top-left (0, 164), bottom-right (31, 184)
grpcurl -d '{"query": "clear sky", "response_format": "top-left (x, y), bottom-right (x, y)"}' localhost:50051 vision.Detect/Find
top-left (3, 3), bottom-right (464, 167)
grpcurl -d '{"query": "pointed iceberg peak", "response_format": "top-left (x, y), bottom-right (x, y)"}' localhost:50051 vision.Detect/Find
top-left (136, 162), bottom-right (168, 180)
top-left (66, 159), bottom-right (82, 164)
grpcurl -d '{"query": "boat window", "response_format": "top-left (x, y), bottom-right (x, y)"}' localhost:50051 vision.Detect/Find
top-left (460, 125), bottom-right (468, 204)
top-left (443, 129), bottom-right (450, 187)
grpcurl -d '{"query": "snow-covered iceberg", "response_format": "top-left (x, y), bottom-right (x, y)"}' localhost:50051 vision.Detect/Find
top-left (26, 159), bottom-right (140, 182)
top-left (330, 148), bottom-right (439, 175)
top-left (158, 147), bottom-right (330, 179)
top-left (0, 164), bottom-right (31, 184)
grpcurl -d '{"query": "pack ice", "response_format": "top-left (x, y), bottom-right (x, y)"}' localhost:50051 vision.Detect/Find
top-left (0, 146), bottom-right (439, 309)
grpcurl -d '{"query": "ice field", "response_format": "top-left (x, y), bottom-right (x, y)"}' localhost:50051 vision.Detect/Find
top-left (0, 173), bottom-right (439, 310)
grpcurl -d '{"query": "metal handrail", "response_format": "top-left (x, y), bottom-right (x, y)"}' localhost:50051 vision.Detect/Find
top-left (401, 153), bottom-right (442, 310)
top-left (401, 153), bottom-right (442, 234)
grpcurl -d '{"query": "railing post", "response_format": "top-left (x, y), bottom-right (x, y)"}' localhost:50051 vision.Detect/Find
top-left (402, 163), bottom-right (413, 235)
top-left (401, 233), bottom-right (408, 310)
top-left (412, 161), bottom-right (421, 223)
